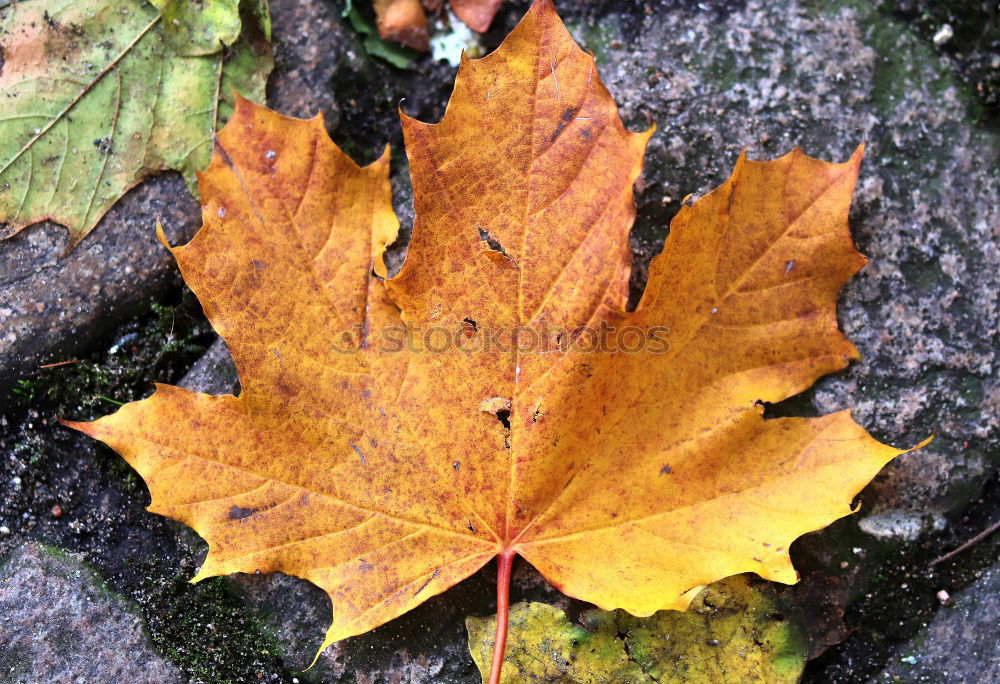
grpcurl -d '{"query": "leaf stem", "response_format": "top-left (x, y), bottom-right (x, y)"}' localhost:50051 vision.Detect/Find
top-left (488, 549), bottom-right (515, 684)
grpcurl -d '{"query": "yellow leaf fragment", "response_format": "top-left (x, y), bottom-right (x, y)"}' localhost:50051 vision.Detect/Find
top-left (468, 577), bottom-right (809, 683)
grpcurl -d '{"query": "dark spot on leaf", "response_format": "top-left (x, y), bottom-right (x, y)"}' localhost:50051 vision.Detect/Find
top-left (349, 439), bottom-right (366, 464)
top-left (659, 464), bottom-right (672, 476)
top-left (706, 639), bottom-right (720, 646)
top-left (228, 505), bottom-right (256, 520)
top-left (467, 520), bottom-right (476, 533)
top-left (462, 317), bottom-right (478, 332)
top-left (93, 137), bottom-right (113, 155)
top-left (452, 460), bottom-right (460, 471)
top-left (359, 560), bottom-right (373, 572)
top-left (548, 120), bottom-right (568, 145)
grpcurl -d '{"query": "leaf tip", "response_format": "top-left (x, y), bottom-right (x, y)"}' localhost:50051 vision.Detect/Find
top-left (909, 431), bottom-right (936, 453)
top-left (852, 141), bottom-right (866, 163)
top-left (57, 416), bottom-right (83, 431)
top-left (310, 108), bottom-right (328, 132)
top-left (531, 0), bottom-right (558, 15)
top-left (189, 564), bottom-right (215, 584)
top-left (306, 624), bottom-right (340, 672)
top-left (58, 416), bottom-right (100, 438)
top-left (155, 221), bottom-right (173, 251)
top-left (397, 97), bottom-right (418, 126)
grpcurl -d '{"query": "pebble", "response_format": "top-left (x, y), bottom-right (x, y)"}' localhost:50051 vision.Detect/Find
top-left (932, 24), bottom-right (954, 45)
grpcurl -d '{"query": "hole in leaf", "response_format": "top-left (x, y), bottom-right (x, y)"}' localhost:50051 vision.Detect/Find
top-left (496, 408), bottom-right (511, 429)
top-left (477, 227), bottom-right (508, 256)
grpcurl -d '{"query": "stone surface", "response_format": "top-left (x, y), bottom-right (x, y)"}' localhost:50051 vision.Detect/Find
top-left (266, 0), bottom-right (349, 126)
top-left (871, 558), bottom-right (1000, 683)
top-left (179, 337), bottom-right (238, 397)
top-left (0, 174), bottom-right (198, 385)
top-left (0, 542), bottom-right (183, 684)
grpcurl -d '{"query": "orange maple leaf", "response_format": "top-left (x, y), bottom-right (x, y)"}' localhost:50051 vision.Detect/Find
top-left (63, 2), bottom-right (925, 681)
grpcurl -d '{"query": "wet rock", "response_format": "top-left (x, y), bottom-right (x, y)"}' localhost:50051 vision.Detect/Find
top-left (858, 510), bottom-right (948, 543)
top-left (0, 542), bottom-right (183, 684)
top-left (179, 337), bottom-right (238, 396)
top-left (0, 174), bottom-right (198, 386)
top-left (871, 558), bottom-right (1000, 683)
top-left (267, 0), bottom-right (352, 126)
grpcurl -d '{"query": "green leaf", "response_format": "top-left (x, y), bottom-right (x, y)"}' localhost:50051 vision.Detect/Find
top-left (148, 0), bottom-right (241, 56)
top-left (466, 577), bottom-right (808, 683)
top-left (147, 0), bottom-right (271, 53)
top-left (0, 0), bottom-right (272, 248)
top-left (362, 36), bottom-right (417, 70)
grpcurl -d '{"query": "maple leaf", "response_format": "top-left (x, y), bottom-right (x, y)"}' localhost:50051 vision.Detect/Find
top-left (0, 0), bottom-right (271, 249)
top-left (373, 0), bottom-right (503, 51)
top-left (63, 1), bottom-right (925, 681)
